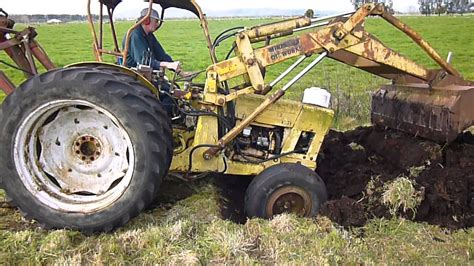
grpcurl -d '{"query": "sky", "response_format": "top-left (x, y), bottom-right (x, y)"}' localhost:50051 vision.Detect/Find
top-left (1, 0), bottom-right (420, 16)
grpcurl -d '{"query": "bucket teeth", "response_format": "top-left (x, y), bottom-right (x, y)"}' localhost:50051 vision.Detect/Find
top-left (371, 85), bottom-right (474, 143)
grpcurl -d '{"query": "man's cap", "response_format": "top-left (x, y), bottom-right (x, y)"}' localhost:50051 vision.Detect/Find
top-left (139, 8), bottom-right (160, 21)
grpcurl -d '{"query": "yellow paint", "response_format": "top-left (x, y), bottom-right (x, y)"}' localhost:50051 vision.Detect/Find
top-left (211, 57), bottom-right (248, 81)
top-left (236, 33), bottom-right (265, 91)
top-left (170, 116), bottom-right (224, 172)
top-left (235, 94), bottom-right (303, 127)
top-left (205, 71), bottom-right (218, 93)
top-left (224, 87), bottom-right (255, 102)
top-left (346, 38), bottom-right (430, 80)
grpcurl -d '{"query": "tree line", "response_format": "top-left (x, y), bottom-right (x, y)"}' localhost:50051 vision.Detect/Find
top-left (419, 0), bottom-right (473, 15)
top-left (351, 0), bottom-right (395, 13)
top-left (351, 0), bottom-right (473, 14)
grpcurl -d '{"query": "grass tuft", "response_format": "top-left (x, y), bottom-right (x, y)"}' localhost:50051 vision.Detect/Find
top-left (382, 176), bottom-right (425, 216)
top-left (269, 214), bottom-right (296, 233)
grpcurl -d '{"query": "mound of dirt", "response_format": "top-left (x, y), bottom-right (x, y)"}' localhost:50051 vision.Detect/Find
top-left (216, 126), bottom-right (473, 230)
top-left (317, 126), bottom-right (474, 229)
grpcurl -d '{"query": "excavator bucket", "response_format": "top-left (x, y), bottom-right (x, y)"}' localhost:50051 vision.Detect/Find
top-left (314, 3), bottom-right (474, 144)
top-left (372, 84), bottom-right (474, 143)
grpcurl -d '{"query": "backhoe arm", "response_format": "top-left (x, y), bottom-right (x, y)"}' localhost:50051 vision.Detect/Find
top-left (204, 3), bottom-right (473, 157)
top-left (211, 3), bottom-right (464, 93)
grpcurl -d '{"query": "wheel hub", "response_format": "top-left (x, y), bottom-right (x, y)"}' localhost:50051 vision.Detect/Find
top-left (14, 100), bottom-right (135, 213)
top-left (74, 135), bottom-right (102, 163)
top-left (266, 186), bottom-right (312, 217)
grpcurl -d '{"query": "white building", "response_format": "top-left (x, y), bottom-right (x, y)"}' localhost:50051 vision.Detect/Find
top-left (46, 19), bottom-right (62, 24)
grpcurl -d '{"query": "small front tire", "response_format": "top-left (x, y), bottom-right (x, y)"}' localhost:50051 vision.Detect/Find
top-left (245, 163), bottom-right (328, 219)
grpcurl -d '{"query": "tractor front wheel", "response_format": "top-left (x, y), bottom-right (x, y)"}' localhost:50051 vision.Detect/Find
top-left (0, 67), bottom-right (172, 233)
top-left (245, 163), bottom-right (328, 219)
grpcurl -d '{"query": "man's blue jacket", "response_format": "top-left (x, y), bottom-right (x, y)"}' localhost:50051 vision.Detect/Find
top-left (122, 26), bottom-right (173, 69)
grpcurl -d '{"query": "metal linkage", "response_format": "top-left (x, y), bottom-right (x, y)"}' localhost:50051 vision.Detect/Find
top-left (294, 21), bottom-right (330, 33)
top-left (204, 52), bottom-right (328, 158)
top-left (270, 55), bottom-right (308, 88)
top-left (281, 52), bottom-right (328, 92)
top-left (309, 11), bottom-right (355, 24)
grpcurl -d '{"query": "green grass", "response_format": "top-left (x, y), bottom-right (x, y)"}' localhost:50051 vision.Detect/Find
top-left (1, 16), bottom-right (473, 264)
top-left (0, 185), bottom-right (472, 264)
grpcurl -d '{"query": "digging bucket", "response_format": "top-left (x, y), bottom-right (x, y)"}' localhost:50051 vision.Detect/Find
top-left (371, 83), bottom-right (474, 143)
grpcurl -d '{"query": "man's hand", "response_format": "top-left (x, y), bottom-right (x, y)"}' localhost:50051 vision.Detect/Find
top-left (178, 70), bottom-right (195, 78)
top-left (160, 61), bottom-right (181, 72)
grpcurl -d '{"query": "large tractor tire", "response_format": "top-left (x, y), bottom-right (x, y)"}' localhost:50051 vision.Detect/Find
top-left (245, 163), bottom-right (327, 219)
top-left (0, 67), bottom-right (172, 233)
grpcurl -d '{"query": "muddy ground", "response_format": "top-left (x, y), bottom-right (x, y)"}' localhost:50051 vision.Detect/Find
top-left (217, 126), bottom-right (474, 230)
top-left (317, 126), bottom-right (473, 229)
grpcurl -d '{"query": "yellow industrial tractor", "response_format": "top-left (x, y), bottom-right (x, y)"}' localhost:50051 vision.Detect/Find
top-left (0, 0), bottom-right (473, 233)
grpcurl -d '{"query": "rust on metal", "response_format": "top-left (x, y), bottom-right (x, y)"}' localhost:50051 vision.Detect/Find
top-left (245, 17), bottom-right (311, 40)
top-left (0, 14), bottom-right (14, 29)
top-left (30, 40), bottom-right (56, 70)
top-left (22, 35), bottom-right (38, 75)
top-left (88, 0), bottom-right (133, 62)
top-left (235, 32), bottom-right (265, 91)
top-left (0, 71), bottom-right (15, 94)
top-left (1, 12), bottom-right (55, 92)
top-left (372, 84), bottom-right (474, 142)
top-left (1, 28), bottom-right (35, 78)
top-left (381, 11), bottom-right (461, 78)
top-left (191, 2), bottom-right (218, 64)
top-left (266, 185), bottom-right (312, 217)
top-left (329, 35), bottom-right (431, 81)
top-left (255, 37), bottom-right (305, 67)
top-left (96, 49), bottom-right (122, 57)
top-left (334, 3), bottom-right (375, 40)
top-left (250, 30), bottom-right (293, 44)
top-left (86, 0), bottom-right (102, 61)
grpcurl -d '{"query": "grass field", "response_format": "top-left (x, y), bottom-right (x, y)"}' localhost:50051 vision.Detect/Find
top-left (1, 15), bottom-right (473, 264)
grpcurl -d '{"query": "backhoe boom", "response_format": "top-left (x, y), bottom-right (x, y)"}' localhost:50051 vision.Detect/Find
top-left (206, 3), bottom-right (473, 149)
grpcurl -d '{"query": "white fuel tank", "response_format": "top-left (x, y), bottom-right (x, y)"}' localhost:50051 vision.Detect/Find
top-left (302, 87), bottom-right (331, 108)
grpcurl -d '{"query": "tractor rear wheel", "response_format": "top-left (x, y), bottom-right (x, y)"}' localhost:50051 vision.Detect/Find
top-left (245, 163), bottom-right (327, 219)
top-left (0, 67), bottom-right (172, 233)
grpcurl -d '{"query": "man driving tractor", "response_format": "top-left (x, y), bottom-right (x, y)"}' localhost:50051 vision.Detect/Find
top-left (123, 7), bottom-right (192, 117)
top-left (123, 8), bottom-right (181, 72)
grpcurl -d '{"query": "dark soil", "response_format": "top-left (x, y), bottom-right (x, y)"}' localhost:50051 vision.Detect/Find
top-left (317, 126), bottom-right (474, 229)
top-left (214, 175), bottom-right (252, 224)
top-left (217, 126), bottom-right (474, 230)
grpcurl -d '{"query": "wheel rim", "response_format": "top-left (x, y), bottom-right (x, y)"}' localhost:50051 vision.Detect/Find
top-left (14, 100), bottom-right (135, 213)
top-left (266, 186), bottom-right (312, 217)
